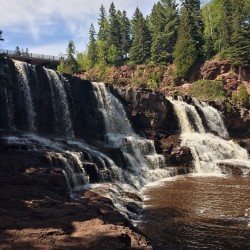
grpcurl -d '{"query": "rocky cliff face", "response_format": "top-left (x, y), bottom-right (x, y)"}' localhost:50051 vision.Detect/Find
top-left (82, 60), bottom-right (250, 96)
top-left (209, 100), bottom-right (250, 138)
top-left (112, 87), bottom-right (193, 168)
top-left (200, 60), bottom-right (250, 94)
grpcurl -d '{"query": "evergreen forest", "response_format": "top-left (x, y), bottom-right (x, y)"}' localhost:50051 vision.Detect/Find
top-left (58, 0), bottom-right (250, 82)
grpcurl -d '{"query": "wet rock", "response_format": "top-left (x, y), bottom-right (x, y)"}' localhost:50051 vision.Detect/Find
top-left (170, 146), bottom-right (193, 167)
top-left (125, 202), bottom-right (142, 215)
top-left (237, 139), bottom-right (250, 154)
top-left (118, 233), bottom-right (131, 247)
top-left (83, 162), bottom-right (100, 183)
top-left (217, 162), bottom-right (250, 176)
top-left (113, 87), bottom-right (179, 137)
top-left (209, 100), bottom-right (250, 138)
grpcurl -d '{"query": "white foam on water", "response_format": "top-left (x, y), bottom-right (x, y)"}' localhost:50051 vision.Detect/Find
top-left (169, 98), bottom-right (250, 175)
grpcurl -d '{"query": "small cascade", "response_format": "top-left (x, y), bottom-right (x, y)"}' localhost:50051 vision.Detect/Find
top-left (67, 140), bottom-right (123, 183)
top-left (192, 98), bottom-right (229, 138)
top-left (170, 99), bottom-right (205, 133)
top-left (14, 60), bottom-right (36, 132)
top-left (92, 82), bottom-right (169, 189)
top-left (44, 69), bottom-right (74, 138)
top-left (170, 98), bottom-right (250, 174)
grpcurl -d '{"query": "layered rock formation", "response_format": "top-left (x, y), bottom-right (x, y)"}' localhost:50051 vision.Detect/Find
top-left (0, 56), bottom-right (249, 249)
top-left (112, 87), bottom-right (193, 169)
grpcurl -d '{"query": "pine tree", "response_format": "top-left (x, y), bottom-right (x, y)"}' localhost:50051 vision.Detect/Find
top-left (97, 4), bottom-right (109, 66)
top-left (97, 4), bottom-right (109, 41)
top-left (108, 3), bottom-right (121, 47)
top-left (107, 2), bottom-right (123, 65)
top-left (130, 7), bottom-right (151, 64)
top-left (87, 23), bottom-right (97, 67)
top-left (219, 0), bottom-right (233, 51)
top-left (58, 41), bottom-right (78, 74)
top-left (227, 0), bottom-right (250, 70)
top-left (174, 0), bottom-right (203, 79)
top-left (14, 46), bottom-right (21, 56)
top-left (149, 0), bottom-right (179, 63)
top-left (120, 10), bottom-right (131, 60)
top-left (23, 48), bottom-right (30, 57)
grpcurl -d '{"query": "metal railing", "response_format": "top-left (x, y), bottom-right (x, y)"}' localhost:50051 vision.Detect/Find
top-left (0, 49), bottom-right (64, 61)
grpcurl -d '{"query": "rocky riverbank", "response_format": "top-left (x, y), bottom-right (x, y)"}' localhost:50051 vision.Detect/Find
top-left (0, 57), bottom-right (249, 249)
top-left (0, 135), bottom-right (152, 250)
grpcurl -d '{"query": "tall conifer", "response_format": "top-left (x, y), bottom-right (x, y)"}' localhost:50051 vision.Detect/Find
top-left (149, 0), bottom-right (179, 63)
top-left (120, 10), bottom-right (131, 60)
top-left (174, 0), bottom-right (203, 79)
top-left (87, 23), bottom-right (97, 67)
top-left (107, 2), bottom-right (123, 65)
top-left (130, 7), bottom-right (151, 64)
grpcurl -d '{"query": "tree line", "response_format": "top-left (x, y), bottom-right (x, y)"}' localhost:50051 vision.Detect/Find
top-left (2, 0), bottom-right (249, 81)
top-left (63, 0), bottom-right (248, 80)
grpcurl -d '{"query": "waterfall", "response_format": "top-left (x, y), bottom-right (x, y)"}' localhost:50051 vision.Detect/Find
top-left (44, 69), bottom-right (74, 138)
top-left (171, 99), bottom-right (205, 133)
top-left (192, 98), bottom-right (229, 138)
top-left (170, 98), bottom-right (249, 174)
top-left (14, 60), bottom-right (36, 132)
top-left (92, 82), bottom-right (170, 189)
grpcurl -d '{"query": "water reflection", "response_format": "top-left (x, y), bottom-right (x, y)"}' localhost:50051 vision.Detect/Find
top-left (139, 176), bottom-right (250, 249)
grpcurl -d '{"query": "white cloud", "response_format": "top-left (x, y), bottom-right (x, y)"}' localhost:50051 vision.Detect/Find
top-left (0, 0), bottom-right (155, 40)
top-left (0, 0), bottom-right (209, 55)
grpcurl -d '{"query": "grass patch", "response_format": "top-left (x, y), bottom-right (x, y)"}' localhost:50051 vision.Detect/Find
top-left (189, 80), bottom-right (226, 101)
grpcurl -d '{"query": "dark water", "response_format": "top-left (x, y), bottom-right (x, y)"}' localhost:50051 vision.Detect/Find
top-left (139, 175), bottom-right (250, 250)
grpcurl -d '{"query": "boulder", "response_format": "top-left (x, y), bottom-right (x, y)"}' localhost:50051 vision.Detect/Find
top-left (217, 161), bottom-right (250, 176)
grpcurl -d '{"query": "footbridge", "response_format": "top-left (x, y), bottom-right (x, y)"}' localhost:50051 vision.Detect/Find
top-left (0, 49), bottom-right (64, 69)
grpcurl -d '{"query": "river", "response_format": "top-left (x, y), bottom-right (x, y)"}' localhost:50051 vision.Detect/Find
top-left (139, 175), bottom-right (250, 249)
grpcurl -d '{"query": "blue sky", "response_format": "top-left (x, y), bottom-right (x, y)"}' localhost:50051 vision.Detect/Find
top-left (0, 0), bottom-right (208, 56)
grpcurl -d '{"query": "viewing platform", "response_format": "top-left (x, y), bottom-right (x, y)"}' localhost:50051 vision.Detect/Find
top-left (0, 49), bottom-right (63, 69)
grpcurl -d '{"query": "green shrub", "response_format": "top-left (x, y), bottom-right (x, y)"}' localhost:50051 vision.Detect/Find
top-left (232, 84), bottom-right (249, 107)
top-left (131, 76), bottom-right (146, 88)
top-left (225, 101), bottom-right (236, 113)
top-left (147, 79), bottom-right (159, 90)
top-left (147, 69), bottom-right (164, 90)
top-left (189, 80), bottom-right (226, 100)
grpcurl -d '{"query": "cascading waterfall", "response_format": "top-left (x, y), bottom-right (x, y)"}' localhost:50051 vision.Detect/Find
top-left (14, 60), bottom-right (36, 132)
top-left (45, 69), bottom-right (74, 138)
top-left (170, 98), bottom-right (249, 174)
top-left (192, 98), bottom-right (229, 138)
top-left (170, 98), bottom-right (205, 133)
top-left (6, 59), bottom-right (250, 221)
top-left (92, 82), bottom-right (170, 189)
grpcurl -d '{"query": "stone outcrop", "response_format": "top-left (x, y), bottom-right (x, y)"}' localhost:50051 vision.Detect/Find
top-left (0, 133), bottom-right (152, 249)
top-left (112, 86), bottom-right (179, 134)
top-left (199, 60), bottom-right (250, 96)
top-left (217, 161), bottom-right (250, 176)
top-left (112, 87), bottom-right (193, 169)
top-left (81, 59), bottom-right (250, 96)
top-left (209, 100), bottom-right (250, 138)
